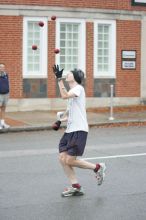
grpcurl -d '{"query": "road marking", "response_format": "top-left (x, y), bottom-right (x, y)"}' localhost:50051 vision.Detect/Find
top-left (0, 148), bottom-right (146, 160)
top-left (82, 152), bottom-right (146, 161)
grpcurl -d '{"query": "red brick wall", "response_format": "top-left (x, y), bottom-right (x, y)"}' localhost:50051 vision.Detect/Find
top-left (47, 20), bottom-right (56, 98)
top-left (0, 16), bottom-right (23, 98)
top-left (116, 20), bottom-right (141, 97)
top-left (0, 2), bottom-right (142, 99)
top-left (86, 22), bottom-right (94, 97)
top-left (0, 0), bottom-right (146, 11)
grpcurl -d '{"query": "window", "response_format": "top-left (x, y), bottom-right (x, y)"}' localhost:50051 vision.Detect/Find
top-left (94, 20), bottom-right (116, 78)
top-left (23, 17), bottom-right (47, 78)
top-left (56, 19), bottom-right (85, 74)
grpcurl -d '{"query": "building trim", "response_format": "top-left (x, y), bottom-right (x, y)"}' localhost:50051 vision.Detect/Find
top-left (0, 5), bottom-right (144, 20)
top-left (7, 97), bottom-right (141, 112)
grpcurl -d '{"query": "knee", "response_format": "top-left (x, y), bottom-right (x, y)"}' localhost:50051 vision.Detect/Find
top-left (59, 154), bottom-right (66, 165)
top-left (65, 157), bottom-right (74, 166)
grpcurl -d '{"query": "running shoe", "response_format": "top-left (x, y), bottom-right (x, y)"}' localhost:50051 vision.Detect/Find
top-left (61, 186), bottom-right (84, 197)
top-left (96, 163), bottom-right (106, 185)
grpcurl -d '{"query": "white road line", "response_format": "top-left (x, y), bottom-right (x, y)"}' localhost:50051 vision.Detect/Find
top-left (82, 152), bottom-right (146, 161)
top-left (0, 149), bottom-right (146, 160)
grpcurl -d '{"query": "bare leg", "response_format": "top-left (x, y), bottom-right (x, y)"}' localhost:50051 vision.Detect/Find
top-left (59, 152), bottom-right (78, 184)
top-left (0, 107), bottom-right (2, 120)
top-left (0, 106), bottom-right (6, 120)
top-left (65, 155), bottom-right (96, 170)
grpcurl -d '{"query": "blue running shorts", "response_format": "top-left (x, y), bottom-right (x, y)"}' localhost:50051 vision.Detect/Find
top-left (59, 131), bottom-right (88, 156)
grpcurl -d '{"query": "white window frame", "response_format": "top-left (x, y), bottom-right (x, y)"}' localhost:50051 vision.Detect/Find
top-left (94, 20), bottom-right (116, 78)
top-left (56, 18), bottom-right (86, 75)
top-left (23, 17), bottom-right (48, 78)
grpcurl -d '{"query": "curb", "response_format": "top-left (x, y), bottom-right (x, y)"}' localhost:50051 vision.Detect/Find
top-left (0, 125), bottom-right (53, 133)
top-left (1, 120), bottom-right (146, 133)
top-left (89, 120), bottom-right (146, 128)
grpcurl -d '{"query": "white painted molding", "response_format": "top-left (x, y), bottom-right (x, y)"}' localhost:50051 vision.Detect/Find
top-left (7, 97), bottom-right (141, 112)
top-left (0, 5), bottom-right (143, 20)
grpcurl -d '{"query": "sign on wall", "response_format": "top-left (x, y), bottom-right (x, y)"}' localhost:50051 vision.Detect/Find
top-left (132, 0), bottom-right (146, 6)
top-left (122, 51), bottom-right (136, 59)
top-left (121, 50), bottom-right (136, 70)
top-left (122, 61), bottom-right (136, 69)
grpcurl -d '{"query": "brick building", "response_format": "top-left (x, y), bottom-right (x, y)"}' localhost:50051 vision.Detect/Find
top-left (0, 0), bottom-right (146, 111)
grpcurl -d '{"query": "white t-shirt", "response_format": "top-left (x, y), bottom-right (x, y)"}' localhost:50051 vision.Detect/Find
top-left (65, 84), bottom-right (88, 133)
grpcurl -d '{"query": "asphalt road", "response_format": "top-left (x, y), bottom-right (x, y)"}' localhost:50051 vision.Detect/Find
top-left (0, 126), bottom-right (146, 220)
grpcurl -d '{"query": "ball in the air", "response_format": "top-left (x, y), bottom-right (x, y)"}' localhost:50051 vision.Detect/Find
top-left (32, 45), bottom-right (37, 50)
top-left (38, 21), bottom-right (44, 27)
top-left (51, 15), bottom-right (56, 21)
top-left (54, 48), bottom-right (60, 54)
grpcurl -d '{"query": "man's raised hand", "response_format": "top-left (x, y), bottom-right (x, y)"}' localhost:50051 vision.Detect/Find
top-left (53, 64), bottom-right (64, 79)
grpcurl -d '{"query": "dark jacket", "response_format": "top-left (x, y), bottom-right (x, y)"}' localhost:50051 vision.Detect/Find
top-left (0, 72), bottom-right (9, 94)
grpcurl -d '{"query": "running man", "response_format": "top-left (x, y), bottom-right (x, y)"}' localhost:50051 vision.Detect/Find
top-left (53, 65), bottom-right (106, 197)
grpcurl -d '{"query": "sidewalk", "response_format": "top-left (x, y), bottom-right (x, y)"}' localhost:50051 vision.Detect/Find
top-left (0, 105), bottom-right (146, 133)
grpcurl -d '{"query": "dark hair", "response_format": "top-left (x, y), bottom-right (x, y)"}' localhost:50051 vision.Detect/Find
top-left (71, 68), bottom-right (84, 84)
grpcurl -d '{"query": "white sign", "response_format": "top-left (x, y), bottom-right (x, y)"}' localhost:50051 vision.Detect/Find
top-left (134, 0), bottom-right (146, 3)
top-left (132, 0), bottom-right (146, 4)
top-left (122, 51), bottom-right (136, 59)
top-left (122, 61), bottom-right (136, 69)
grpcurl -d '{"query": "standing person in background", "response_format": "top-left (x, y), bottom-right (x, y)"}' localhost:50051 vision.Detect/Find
top-left (0, 63), bottom-right (10, 129)
top-left (53, 64), bottom-right (106, 197)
